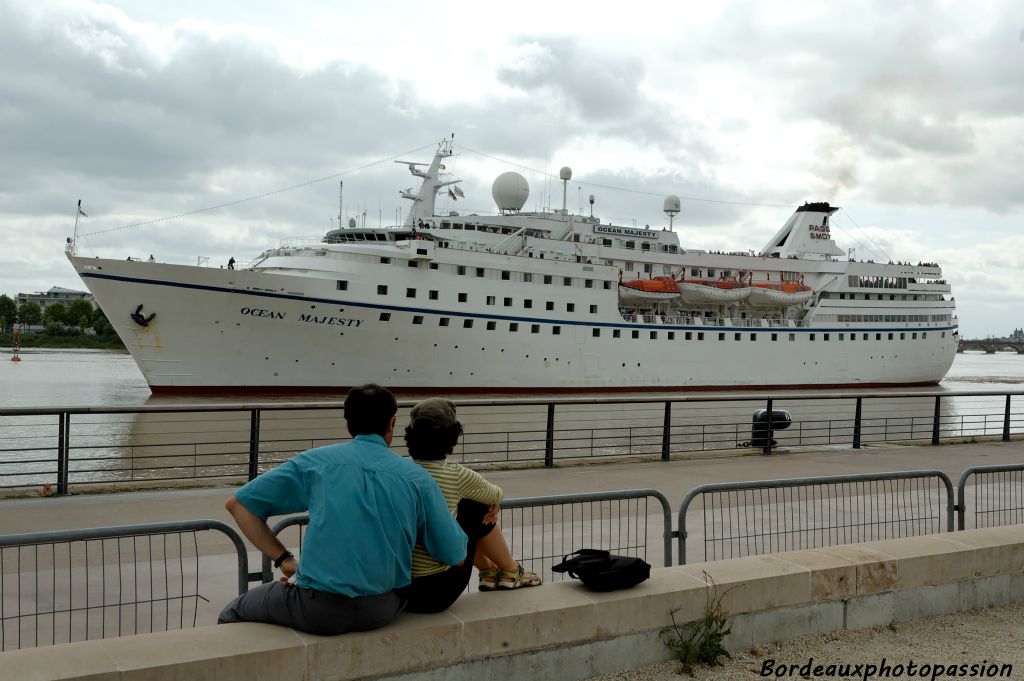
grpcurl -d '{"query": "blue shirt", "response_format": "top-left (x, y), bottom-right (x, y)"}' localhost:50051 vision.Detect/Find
top-left (234, 434), bottom-right (467, 597)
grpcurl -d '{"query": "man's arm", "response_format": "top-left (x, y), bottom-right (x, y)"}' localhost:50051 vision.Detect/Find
top-left (225, 496), bottom-right (297, 578)
top-left (418, 482), bottom-right (468, 567)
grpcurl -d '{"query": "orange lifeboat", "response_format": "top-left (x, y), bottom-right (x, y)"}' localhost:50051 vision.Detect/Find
top-left (618, 277), bottom-right (681, 303)
top-left (747, 280), bottom-right (813, 306)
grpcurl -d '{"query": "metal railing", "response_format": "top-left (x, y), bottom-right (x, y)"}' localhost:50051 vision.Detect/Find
top-left (2, 391), bottom-right (1021, 493)
top-left (956, 464), bottom-right (1024, 531)
top-left (676, 470), bottom-right (956, 564)
top-left (0, 520), bottom-right (248, 651)
top-left (261, 489), bottom-right (674, 587)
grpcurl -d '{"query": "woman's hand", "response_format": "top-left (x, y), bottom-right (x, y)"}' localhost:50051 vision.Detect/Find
top-left (484, 503), bottom-right (500, 524)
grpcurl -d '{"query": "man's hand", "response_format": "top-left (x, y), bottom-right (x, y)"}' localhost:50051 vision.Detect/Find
top-left (484, 503), bottom-right (500, 524)
top-left (278, 556), bottom-right (299, 583)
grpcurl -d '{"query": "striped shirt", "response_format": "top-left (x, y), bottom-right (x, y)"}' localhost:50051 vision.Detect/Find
top-left (411, 460), bottom-right (503, 577)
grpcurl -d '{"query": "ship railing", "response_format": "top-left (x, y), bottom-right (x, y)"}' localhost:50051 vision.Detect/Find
top-left (260, 489), bottom-right (674, 588)
top-left (615, 312), bottom-right (806, 328)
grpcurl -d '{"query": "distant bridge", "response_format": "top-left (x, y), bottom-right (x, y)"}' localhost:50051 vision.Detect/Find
top-left (958, 339), bottom-right (1024, 354)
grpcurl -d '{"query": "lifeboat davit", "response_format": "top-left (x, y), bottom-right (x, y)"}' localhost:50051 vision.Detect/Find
top-left (676, 279), bottom-right (750, 305)
top-left (618, 277), bottom-right (681, 303)
top-left (747, 281), bottom-right (814, 306)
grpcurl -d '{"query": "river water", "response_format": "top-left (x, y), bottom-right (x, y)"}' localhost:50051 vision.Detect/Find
top-left (0, 349), bottom-right (1022, 489)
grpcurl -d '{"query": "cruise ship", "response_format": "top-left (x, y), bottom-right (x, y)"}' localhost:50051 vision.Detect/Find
top-left (67, 139), bottom-right (959, 393)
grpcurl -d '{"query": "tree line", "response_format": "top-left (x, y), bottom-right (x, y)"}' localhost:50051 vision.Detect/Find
top-left (0, 295), bottom-right (115, 337)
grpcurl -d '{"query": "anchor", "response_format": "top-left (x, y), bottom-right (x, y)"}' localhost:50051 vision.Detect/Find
top-left (130, 304), bottom-right (156, 327)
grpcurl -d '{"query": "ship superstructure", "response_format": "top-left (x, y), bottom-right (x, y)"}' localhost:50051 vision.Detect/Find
top-left (68, 140), bottom-right (958, 392)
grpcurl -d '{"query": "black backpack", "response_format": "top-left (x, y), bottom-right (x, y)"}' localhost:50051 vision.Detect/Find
top-left (551, 549), bottom-right (651, 592)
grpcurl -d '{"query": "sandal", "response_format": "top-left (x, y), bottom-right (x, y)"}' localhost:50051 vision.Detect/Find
top-left (496, 564), bottom-right (542, 590)
top-left (477, 568), bottom-right (499, 591)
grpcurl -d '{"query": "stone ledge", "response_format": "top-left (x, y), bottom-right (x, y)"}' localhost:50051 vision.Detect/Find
top-left (4, 526), bottom-right (1024, 681)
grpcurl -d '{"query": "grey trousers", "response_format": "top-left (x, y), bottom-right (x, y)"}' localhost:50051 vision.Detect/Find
top-left (218, 581), bottom-right (406, 635)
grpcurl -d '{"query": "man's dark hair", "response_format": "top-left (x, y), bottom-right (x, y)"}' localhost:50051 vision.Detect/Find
top-left (404, 420), bottom-right (462, 461)
top-left (343, 384), bottom-right (398, 437)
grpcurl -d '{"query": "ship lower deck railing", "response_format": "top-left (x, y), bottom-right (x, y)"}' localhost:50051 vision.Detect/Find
top-left (1, 392), bottom-right (1022, 493)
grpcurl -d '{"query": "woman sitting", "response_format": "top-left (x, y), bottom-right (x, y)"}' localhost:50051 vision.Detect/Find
top-left (401, 398), bottom-right (541, 613)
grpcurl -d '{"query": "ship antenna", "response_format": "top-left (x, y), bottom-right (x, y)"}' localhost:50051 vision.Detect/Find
top-left (338, 181), bottom-right (343, 228)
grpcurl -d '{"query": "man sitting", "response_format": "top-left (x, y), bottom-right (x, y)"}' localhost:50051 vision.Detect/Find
top-left (218, 384), bottom-right (467, 635)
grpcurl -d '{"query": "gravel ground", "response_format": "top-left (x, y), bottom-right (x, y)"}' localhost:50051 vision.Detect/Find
top-left (588, 603), bottom-right (1024, 680)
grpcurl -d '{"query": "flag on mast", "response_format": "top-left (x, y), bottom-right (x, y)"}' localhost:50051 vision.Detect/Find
top-left (453, 185), bottom-right (464, 198)
top-left (448, 189), bottom-right (457, 200)
top-left (77, 200), bottom-right (87, 218)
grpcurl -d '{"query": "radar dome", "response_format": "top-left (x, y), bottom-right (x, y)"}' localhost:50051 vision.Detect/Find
top-left (663, 195), bottom-right (681, 215)
top-left (491, 172), bottom-right (530, 212)
top-left (348, 217), bottom-right (357, 228)
top-left (559, 166), bottom-right (572, 181)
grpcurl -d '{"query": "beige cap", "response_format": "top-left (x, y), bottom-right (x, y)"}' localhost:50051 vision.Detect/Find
top-left (409, 398), bottom-right (458, 428)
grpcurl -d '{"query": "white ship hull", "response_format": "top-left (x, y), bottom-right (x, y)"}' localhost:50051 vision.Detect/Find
top-left (71, 256), bottom-right (958, 393)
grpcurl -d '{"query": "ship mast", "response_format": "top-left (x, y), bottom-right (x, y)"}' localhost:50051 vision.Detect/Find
top-left (398, 137), bottom-right (462, 227)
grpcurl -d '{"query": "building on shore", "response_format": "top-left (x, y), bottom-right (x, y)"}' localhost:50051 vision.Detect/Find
top-left (1010, 328), bottom-right (1023, 341)
top-left (16, 286), bottom-right (94, 312)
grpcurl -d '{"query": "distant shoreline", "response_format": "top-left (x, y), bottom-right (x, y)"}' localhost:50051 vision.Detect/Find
top-left (0, 332), bottom-right (126, 351)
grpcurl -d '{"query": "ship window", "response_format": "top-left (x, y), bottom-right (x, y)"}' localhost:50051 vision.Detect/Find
top-left (408, 260), bottom-right (418, 268)
top-left (464, 319), bottom-right (473, 329)
top-left (379, 313), bottom-right (391, 321)
top-left (553, 326), bottom-right (561, 335)
top-left (810, 334), bottom-right (815, 341)
top-left (458, 293), bottom-right (468, 302)
top-left (457, 266), bottom-right (466, 275)
top-left (625, 262), bottom-right (634, 271)
top-left (912, 332), bottom-right (918, 339)
top-left (546, 301), bottom-right (554, 311)
top-left (668, 332), bottom-right (675, 340)
top-left (888, 333), bottom-right (893, 340)
top-left (336, 280), bottom-right (348, 291)
top-left (632, 330), bottom-right (640, 339)
top-left (602, 238), bottom-right (612, 246)
top-left (524, 299), bottom-right (533, 308)
top-left (718, 333), bottom-right (725, 341)
top-left (406, 288), bottom-right (416, 298)
top-left (691, 268), bottom-right (700, 277)
top-left (563, 277), bottom-right (572, 286)
top-left (377, 285), bottom-right (388, 295)
top-left (708, 269), bottom-right (716, 278)
top-left (650, 331), bottom-right (657, 339)
top-left (501, 270), bottom-right (511, 280)
top-left (429, 290), bottom-right (439, 300)
top-left (585, 279), bottom-right (593, 289)
top-left (413, 316), bottom-right (423, 325)
top-left (523, 273), bottom-right (533, 283)
top-left (722, 270), bottom-right (731, 278)
top-left (567, 303), bottom-right (575, 312)
top-left (590, 305), bottom-right (598, 314)
top-left (875, 333), bottom-right (881, 340)
top-left (380, 257), bottom-right (391, 264)
top-left (922, 332), bottom-right (927, 339)
top-left (697, 332), bottom-right (704, 340)
top-left (509, 323), bottom-right (518, 332)
top-left (439, 318), bottom-right (449, 327)
top-left (543, 275), bottom-right (553, 284)
top-left (604, 281), bottom-right (612, 290)
top-left (839, 333), bottom-right (845, 340)
top-left (625, 240), bottom-right (635, 249)
top-left (734, 333), bottom-right (741, 341)
top-left (504, 297), bottom-right (513, 307)
top-left (486, 321), bottom-right (496, 331)
top-left (890, 295), bottom-right (895, 300)
top-left (863, 333), bottom-right (869, 340)
top-left (613, 329), bottom-right (621, 338)
top-left (531, 325), bottom-right (540, 334)
top-left (750, 333), bottom-right (756, 341)
top-left (771, 333), bottom-right (777, 342)
top-left (429, 262), bottom-right (438, 270)
top-left (641, 242), bottom-right (651, 251)
top-left (789, 333), bottom-right (795, 341)
top-left (486, 296), bottom-right (495, 305)
top-left (593, 328), bottom-right (601, 338)
top-left (685, 332), bottom-right (692, 340)
top-left (839, 293), bottom-right (846, 299)
top-left (941, 332), bottom-right (946, 338)
top-left (475, 268), bottom-right (485, 277)
top-left (643, 263), bottom-right (653, 273)
top-left (824, 334), bottom-right (830, 341)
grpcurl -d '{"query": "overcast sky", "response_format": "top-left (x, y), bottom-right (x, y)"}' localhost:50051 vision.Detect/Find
top-left (1, 0), bottom-right (1021, 336)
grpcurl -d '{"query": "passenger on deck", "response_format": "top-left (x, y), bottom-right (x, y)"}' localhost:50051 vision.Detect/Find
top-left (400, 398), bottom-right (541, 613)
top-left (218, 385), bottom-right (466, 635)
